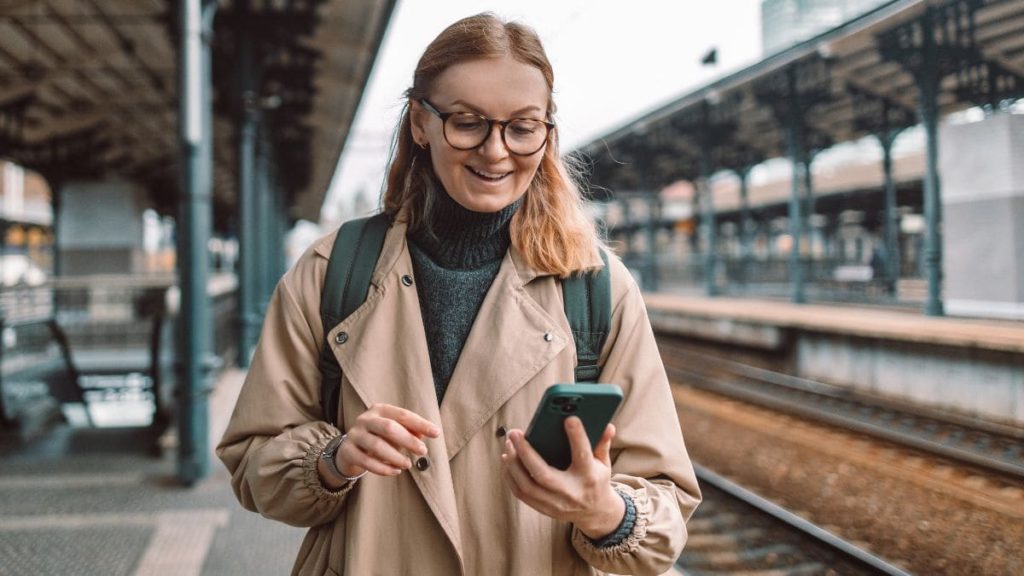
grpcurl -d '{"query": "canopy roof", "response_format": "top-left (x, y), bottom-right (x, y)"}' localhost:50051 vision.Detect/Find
top-left (0, 0), bottom-right (396, 226)
top-left (577, 0), bottom-right (1024, 195)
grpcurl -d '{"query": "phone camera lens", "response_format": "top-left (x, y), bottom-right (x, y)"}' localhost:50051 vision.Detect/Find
top-left (552, 396), bottom-right (568, 405)
top-left (561, 404), bottom-right (577, 414)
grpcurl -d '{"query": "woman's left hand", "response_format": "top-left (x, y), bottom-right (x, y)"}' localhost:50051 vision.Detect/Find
top-left (501, 417), bottom-right (625, 539)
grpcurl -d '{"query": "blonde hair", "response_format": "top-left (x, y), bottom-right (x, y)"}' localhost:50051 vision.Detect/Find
top-left (381, 13), bottom-right (601, 278)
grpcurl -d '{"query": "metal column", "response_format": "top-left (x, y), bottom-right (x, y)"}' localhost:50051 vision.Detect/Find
top-left (700, 149), bottom-right (719, 296)
top-left (918, 33), bottom-right (944, 316)
top-left (879, 133), bottom-right (901, 296)
top-left (803, 156), bottom-right (815, 261)
top-left (645, 193), bottom-right (660, 292)
top-left (237, 20), bottom-right (260, 367)
top-left (737, 168), bottom-right (752, 289)
top-left (177, 0), bottom-right (217, 485)
top-left (785, 70), bottom-right (806, 304)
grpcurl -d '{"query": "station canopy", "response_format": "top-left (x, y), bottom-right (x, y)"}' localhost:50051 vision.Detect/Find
top-left (0, 0), bottom-right (396, 227)
top-left (577, 0), bottom-right (1024, 196)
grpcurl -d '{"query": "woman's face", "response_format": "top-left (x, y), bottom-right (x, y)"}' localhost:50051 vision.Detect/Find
top-left (412, 55), bottom-right (550, 213)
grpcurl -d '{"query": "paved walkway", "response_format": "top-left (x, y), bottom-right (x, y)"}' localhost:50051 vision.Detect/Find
top-left (0, 369), bottom-right (305, 576)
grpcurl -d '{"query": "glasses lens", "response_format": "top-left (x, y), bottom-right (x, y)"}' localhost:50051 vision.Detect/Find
top-left (505, 119), bottom-right (548, 155)
top-left (444, 113), bottom-right (489, 149)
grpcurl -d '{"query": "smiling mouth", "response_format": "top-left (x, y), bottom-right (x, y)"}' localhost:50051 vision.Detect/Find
top-left (467, 166), bottom-right (512, 181)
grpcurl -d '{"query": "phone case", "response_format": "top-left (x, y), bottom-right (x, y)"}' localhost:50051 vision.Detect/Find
top-left (524, 383), bottom-right (624, 470)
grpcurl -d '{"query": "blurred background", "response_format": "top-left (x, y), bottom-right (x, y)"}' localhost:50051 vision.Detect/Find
top-left (0, 0), bottom-right (1021, 574)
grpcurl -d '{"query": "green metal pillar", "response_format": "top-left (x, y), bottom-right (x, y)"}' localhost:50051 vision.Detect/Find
top-left (737, 168), bottom-right (751, 289)
top-left (645, 192), bottom-right (660, 292)
top-left (700, 149), bottom-right (718, 296)
top-left (237, 22), bottom-right (260, 367)
top-left (803, 156), bottom-right (815, 262)
top-left (879, 132), bottom-right (900, 296)
top-left (918, 28), bottom-right (943, 316)
top-left (785, 70), bottom-right (806, 304)
top-left (177, 0), bottom-right (217, 485)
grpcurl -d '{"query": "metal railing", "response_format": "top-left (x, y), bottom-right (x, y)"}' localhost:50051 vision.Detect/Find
top-left (623, 253), bottom-right (921, 304)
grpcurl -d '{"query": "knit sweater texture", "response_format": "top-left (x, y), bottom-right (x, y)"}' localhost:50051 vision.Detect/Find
top-left (407, 189), bottom-right (522, 404)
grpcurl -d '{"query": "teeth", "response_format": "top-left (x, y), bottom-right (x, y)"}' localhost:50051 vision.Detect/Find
top-left (470, 167), bottom-right (509, 180)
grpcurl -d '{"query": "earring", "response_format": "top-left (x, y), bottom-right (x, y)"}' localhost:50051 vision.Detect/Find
top-left (418, 141), bottom-right (429, 150)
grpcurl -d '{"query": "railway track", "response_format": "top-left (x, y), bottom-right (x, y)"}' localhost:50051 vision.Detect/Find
top-left (678, 465), bottom-right (910, 575)
top-left (659, 339), bottom-right (1024, 481)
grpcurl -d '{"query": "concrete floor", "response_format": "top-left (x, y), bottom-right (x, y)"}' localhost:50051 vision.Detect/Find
top-left (0, 369), bottom-right (305, 576)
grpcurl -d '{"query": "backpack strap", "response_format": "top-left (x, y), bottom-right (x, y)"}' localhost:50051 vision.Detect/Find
top-left (319, 213), bottom-right (390, 426)
top-left (562, 249), bottom-right (611, 383)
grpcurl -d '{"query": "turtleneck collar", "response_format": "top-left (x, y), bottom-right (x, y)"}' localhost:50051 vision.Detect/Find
top-left (408, 184), bottom-right (524, 270)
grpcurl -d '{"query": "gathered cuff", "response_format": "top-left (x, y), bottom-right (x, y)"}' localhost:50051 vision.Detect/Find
top-left (302, 433), bottom-right (359, 501)
top-left (572, 484), bottom-right (650, 559)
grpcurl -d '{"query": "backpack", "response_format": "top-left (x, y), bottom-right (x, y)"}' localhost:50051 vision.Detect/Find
top-left (318, 213), bottom-right (611, 426)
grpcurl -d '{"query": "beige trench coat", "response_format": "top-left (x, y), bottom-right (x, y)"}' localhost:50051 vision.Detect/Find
top-left (217, 221), bottom-right (701, 576)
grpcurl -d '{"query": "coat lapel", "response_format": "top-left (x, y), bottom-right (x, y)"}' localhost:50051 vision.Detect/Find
top-left (326, 222), bottom-right (465, 565)
top-left (439, 249), bottom-right (569, 460)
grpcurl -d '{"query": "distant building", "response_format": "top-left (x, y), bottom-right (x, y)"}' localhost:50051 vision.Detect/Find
top-left (761, 0), bottom-right (890, 55)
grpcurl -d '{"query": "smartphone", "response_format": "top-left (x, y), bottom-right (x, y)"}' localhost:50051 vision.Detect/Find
top-left (524, 383), bottom-right (624, 470)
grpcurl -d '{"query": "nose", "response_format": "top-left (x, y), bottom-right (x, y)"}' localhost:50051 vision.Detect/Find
top-left (477, 123), bottom-right (508, 160)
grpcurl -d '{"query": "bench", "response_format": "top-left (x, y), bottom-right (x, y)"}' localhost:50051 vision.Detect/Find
top-left (0, 313), bottom-right (171, 440)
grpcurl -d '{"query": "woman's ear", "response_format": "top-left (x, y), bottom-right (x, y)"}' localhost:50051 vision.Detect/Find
top-left (409, 100), bottom-right (428, 147)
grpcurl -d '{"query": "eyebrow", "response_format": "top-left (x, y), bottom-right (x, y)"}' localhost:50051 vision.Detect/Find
top-left (447, 99), bottom-right (545, 118)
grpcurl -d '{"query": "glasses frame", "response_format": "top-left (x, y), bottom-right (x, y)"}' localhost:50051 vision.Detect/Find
top-left (418, 98), bottom-right (555, 156)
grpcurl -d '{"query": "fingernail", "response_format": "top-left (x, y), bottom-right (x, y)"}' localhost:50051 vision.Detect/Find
top-left (430, 427), bottom-right (441, 437)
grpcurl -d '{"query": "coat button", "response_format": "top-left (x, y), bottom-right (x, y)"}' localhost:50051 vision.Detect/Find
top-left (496, 425), bottom-right (507, 437)
top-left (401, 274), bottom-right (414, 286)
top-left (414, 456), bottom-right (430, 471)
top-left (335, 332), bottom-right (348, 345)
top-left (543, 332), bottom-right (553, 342)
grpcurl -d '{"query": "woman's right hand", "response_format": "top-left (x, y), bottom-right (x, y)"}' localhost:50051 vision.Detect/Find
top-left (335, 404), bottom-right (441, 478)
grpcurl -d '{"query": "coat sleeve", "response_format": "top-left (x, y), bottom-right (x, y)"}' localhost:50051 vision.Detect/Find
top-left (570, 272), bottom-right (702, 575)
top-left (216, 247), bottom-right (357, 528)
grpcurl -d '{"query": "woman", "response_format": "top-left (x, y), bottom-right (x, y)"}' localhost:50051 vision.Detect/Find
top-left (218, 13), bottom-right (700, 576)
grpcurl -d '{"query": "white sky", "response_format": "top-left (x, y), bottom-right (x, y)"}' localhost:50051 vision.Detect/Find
top-left (321, 0), bottom-right (764, 224)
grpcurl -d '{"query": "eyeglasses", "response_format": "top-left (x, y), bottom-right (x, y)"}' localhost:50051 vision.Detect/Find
top-left (419, 98), bottom-right (554, 156)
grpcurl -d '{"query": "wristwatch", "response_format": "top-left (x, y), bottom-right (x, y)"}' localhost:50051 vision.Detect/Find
top-left (321, 434), bottom-right (367, 482)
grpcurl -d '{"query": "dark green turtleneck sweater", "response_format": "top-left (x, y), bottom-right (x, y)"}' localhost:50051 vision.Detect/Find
top-left (407, 189), bottom-right (523, 404)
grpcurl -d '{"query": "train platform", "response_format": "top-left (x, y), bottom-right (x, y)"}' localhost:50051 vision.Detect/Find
top-left (644, 293), bottom-right (1024, 353)
top-left (0, 369), bottom-right (305, 576)
top-left (644, 293), bottom-right (1024, 427)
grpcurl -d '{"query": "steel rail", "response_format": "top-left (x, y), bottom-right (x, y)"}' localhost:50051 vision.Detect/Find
top-left (690, 464), bottom-right (913, 576)
top-left (662, 344), bottom-right (1024, 480)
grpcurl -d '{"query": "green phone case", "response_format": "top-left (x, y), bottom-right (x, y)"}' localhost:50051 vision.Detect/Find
top-left (524, 383), bottom-right (624, 470)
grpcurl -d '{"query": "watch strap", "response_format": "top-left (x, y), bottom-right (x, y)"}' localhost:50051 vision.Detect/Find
top-left (322, 434), bottom-right (367, 482)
